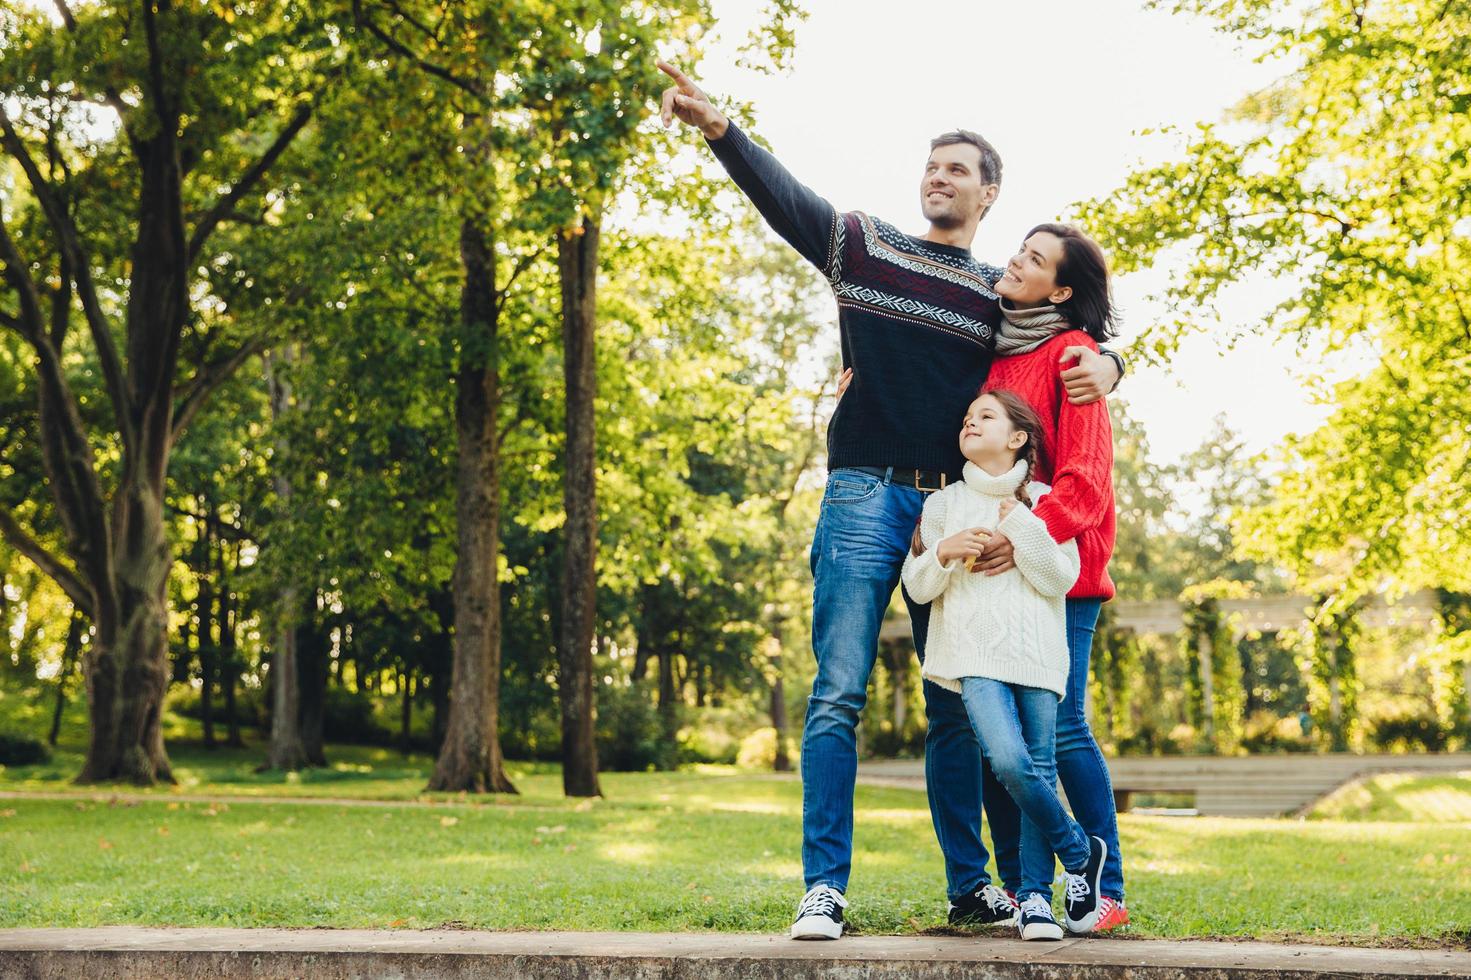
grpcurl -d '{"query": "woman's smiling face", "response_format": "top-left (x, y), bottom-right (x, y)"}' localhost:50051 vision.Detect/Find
top-left (995, 232), bottom-right (1073, 308)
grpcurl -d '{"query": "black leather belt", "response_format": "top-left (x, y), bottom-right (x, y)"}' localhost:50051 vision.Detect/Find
top-left (846, 465), bottom-right (953, 493)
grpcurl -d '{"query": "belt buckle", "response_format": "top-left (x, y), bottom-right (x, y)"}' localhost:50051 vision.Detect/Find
top-left (914, 470), bottom-right (946, 493)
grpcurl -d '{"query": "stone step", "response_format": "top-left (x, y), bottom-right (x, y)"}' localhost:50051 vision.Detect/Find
top-left (0, 928), bottom-right (1467, 979)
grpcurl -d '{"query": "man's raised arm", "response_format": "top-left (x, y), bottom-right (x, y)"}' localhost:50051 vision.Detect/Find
top-left (658, 60), bottom-right (838, 274)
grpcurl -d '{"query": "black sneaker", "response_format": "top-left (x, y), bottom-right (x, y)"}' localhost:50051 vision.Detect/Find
top-left (790, 884), bottom-right (847, 940)
top-left (1017, 894), bottom-right (1063, 941)
top-left (1063, 835), bottom-right (1107, 933)
top-left (948, 883), bottom-right (1018, 926)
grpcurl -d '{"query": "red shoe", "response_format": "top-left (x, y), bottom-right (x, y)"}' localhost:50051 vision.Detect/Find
top-left (1092, 896), bottom-right (1130, 933)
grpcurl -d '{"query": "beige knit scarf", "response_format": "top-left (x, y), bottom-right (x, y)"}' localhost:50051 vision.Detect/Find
top-left (995, 299), bottom-right (1070, 356)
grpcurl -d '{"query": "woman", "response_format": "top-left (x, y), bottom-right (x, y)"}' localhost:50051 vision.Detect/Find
top-left (981, 222), bottom-right (1127, 934)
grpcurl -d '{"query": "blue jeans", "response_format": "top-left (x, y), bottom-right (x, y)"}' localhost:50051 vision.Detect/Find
top-left (981, 598), bottom-right (1125, 901)
top-left (802, 468), bottom-right (989, 896)
top-left (960, 677), bottom-right (1089, 900)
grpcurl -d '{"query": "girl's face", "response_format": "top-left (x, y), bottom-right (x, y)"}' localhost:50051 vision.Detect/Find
top-left (994, 232), bottom-right (1074, 308)
top-left (959, 393), bottom-right (1028, 465)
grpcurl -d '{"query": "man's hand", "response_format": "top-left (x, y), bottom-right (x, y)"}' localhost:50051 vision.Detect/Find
top-left (836, 367), bottom-right (853, 401)
top-left (657, 60), bottom-right (729, 140)
top-left (970, 530), bottom-right (1016, 575)
top-left (1060, 346), bottom-right (1120, 405)
top-left (936, 527), bottom-right (991, 566)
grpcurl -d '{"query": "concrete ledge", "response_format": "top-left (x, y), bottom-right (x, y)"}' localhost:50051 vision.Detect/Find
top-left (1, 928), bottom-right (1469, 979)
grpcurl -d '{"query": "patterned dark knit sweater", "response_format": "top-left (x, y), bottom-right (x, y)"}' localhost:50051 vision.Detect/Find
top-left (708, 124), bottom-right (1003, 477)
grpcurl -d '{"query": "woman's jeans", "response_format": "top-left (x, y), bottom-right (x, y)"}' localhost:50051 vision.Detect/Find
top-left (960, 677), bottom-right (1089, 900)
top-left (981, 598), bottom-right (1126, 901)
top-left (802, 468), bottom-right (993, 897)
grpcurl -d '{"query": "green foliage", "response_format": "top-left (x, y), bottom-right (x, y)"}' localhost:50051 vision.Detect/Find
top-left (594, 681), bottom-right (679, 772)
top-left (0, 731), bottom-right (48, 766)
top-left (1081, 0), bottom-right (1471, 611)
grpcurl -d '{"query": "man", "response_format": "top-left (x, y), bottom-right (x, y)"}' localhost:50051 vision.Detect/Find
top-left (657, 61), bottom-right (1122, 940)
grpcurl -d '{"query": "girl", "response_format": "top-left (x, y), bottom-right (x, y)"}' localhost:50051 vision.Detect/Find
top-left (902, 389), bottom-right (1106, 941)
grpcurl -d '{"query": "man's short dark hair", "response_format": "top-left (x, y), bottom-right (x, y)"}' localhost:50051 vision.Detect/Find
top-left (929, 130), bottom-right (1003, 189)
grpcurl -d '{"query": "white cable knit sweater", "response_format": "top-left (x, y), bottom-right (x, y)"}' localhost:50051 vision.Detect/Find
top-left (901, 460), bottom-right (1082, 698)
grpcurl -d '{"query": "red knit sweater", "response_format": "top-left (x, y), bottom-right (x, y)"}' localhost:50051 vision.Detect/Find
top-left (984, 330), bottom-right (1116, 601)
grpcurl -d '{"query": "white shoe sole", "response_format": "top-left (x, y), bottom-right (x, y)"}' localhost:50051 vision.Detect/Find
top-left (791, 915), bottom-right (843, 940)
top-left (1020, 920), bottom-right (1064, 941)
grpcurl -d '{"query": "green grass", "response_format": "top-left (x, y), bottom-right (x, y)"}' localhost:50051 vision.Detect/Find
top-left (1, 767), bottom-right (1469, 944)
top-left (3, 686), bottom-right (1468, 945)
top-left (1309, 771), bottom-right (1471, 822)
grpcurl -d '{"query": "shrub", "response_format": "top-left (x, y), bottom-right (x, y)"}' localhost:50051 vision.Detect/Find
top-left (1370, 712), bottom-right (1451, 752)
top-left (1240, 711), bottom-right (1315, 753)
top-left (0, 731), bottom-right (51, 766)
top-left (735, 726), bottom-right (796, 769)
top-left (321, 687), bottom-right (394, 747)
top-left (596, 682), bottom-right (679, 772)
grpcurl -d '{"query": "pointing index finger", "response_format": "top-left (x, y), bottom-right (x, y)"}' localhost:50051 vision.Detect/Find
top-left (656, 58), bottom-right (696, 93)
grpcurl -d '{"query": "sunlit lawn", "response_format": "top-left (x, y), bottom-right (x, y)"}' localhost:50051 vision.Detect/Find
top-left (2, 688), bottom-right (1469, 944)
top-left (1, 764), bottom-right (1469, 944)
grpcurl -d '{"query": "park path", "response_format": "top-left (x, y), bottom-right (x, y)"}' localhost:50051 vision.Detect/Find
top-left (0, 789), bottom-right (569, 811)
top-left (0, 927), bottom-right (1467, 978)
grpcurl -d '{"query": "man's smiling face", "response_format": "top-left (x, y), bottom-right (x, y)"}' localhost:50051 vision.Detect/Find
top-left (920, 143), bottom-right (997, 230)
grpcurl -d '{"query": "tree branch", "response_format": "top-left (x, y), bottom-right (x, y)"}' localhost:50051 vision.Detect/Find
top-left (0, 105), bottom-right (135, 450)
top-left (0, 507), bottom-right (94, 616)
top-left (53, 0), bottom-right (138, 151)
top-left (352, 0), bottom-right (486, 99)
top-left (170, 337), bottom-right (267, 445)
top-left (187, 100), bottom-right (315, 263)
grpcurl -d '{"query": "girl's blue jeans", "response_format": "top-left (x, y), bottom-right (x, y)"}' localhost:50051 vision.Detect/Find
top-left (980, 598), bottom-right (1126, 902)
top-left (959, 677), bottom-right (1089, 900)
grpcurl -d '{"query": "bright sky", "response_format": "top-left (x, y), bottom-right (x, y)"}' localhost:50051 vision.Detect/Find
top-left (690, 0), bottom-right (1361, 472)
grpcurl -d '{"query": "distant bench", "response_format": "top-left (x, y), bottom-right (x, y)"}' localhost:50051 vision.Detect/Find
top-left (1106, 752), bottom-right (1471, 817)
top-left (857, 753), bottom-right (1471, 817)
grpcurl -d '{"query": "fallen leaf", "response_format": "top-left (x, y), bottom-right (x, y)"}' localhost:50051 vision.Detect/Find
top-left (157, 826), bottom-right (170, 837)
top-left (388, 918), bottom-right (408, 928)
top-left (18, 861), bottom-right (35, 874)
top-left (98, 838), bottom-right (113, 851)
top-left (166, 803), bottom-right (180, 811)
top-left (0, 809), bottom-right (15, 818)
top-left (440, 816), bottom-right (459, 827)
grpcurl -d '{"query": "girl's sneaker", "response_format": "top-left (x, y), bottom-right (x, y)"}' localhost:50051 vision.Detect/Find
top-left (1091, 896), bottom-right (1130, 933)
top-left (1062, 835), bottom-right (1107, 933)
top-left (1017, 894), bottom-right (1064, 941)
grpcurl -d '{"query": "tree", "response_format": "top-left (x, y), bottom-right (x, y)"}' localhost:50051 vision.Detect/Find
top-left (0, 2), bottom-right (344, 783)
top-left (1079, 0), bottom-right (1471, 612)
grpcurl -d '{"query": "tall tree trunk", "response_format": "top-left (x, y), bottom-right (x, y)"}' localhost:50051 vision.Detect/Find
top-left (261, 349), bottom-right (309, 770)
top-left (557, 214), bottom-right (602, 798)
top-left (197, 534), bottom-right (217, 750)
top-left (885, 641), bottom-right (909, 736)
top-left (427, 208), bottom-right (516, 795)
top-left (49, 610), bottom-right (85, 747)
top-left (217, 537), bottom-right (243, 748)
top-left (221, 586), bottom-right (243, 748)
top-left (1197, 629), bottom-right (1215, 745)
top-left (400, 670), bottom-right (414, 754)
top-left (769, 646), bottom-right (790, 772)
top-left (298, 605), bottom-right (328, 767)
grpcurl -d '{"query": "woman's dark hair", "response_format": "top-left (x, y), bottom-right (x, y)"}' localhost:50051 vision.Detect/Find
top-left (980, 389), bottom-right (1047, 507)
top-left (1025, 222), bottom-right (1118, 342)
